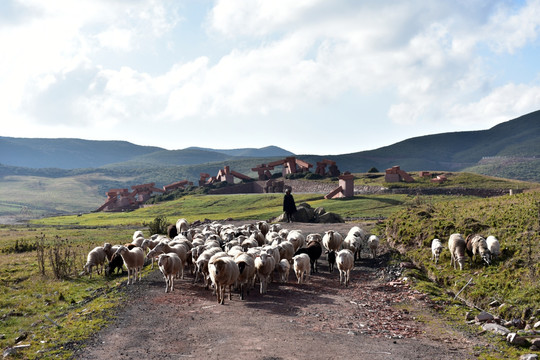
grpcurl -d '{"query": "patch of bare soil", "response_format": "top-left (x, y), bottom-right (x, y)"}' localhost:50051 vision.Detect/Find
top-left (73, 221), bottom-right (480, 360)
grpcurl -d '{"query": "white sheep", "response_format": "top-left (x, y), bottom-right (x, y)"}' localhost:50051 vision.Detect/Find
top-left (277, 241), bottom-right (295, 264)
top-left (133, 230), bottom-right (144, 242)
top-left (322, 230), bottom-right (343, 253)
top-left (114, 245), bottom-right (145, 285)
top-left (277, 258), bottom-right (291, 283)
top-left (486, 235), bottom-right (501, 258)
top-left (336, 249), bottom-right (354, 286)
top-left (147, 241), bottom-right (188, 279)
top-left (84, 246), bottom-right (107, 277)
top-left (254, 253), bottom-right (275, 294)
top-left (234, 252), bottom-right (256, 300)
top-left (431, 239), bottom-right (443, 264)
top-left (208, 256), bottom-right (239, 304)
top-left (158, 253), bottom-right (183, 293)
top-left (287, 230), bottom-right (305, 253)
top-left (347, 226), bottom-right (368, 258)
top-left (466, 234), bottom-right (491, 265)
top-left (176, 218), bottom-right (189, 235)
top-left (448, 233), bottom-right (466, 271)
top-left (342, 234), bottom-right (362, 261)
top-left (141, 238), bottom-right (160, 269)
top-left (194, 248), bottom-right (224, 288)
top-left (367, 235), bottom-right (379, 259)
top-left (292, 253), bottom-right (310, 284)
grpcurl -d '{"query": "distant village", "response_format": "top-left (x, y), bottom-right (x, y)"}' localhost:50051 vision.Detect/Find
top-left (96, 157), bottom-right (438, 212)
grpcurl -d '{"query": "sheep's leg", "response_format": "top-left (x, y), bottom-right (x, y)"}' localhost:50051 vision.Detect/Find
top-left (228, 284), bottom-right (233, 300)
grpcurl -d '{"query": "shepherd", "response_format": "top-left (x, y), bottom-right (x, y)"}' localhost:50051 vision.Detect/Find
top-left (283, 188), bottom-right (297, 223)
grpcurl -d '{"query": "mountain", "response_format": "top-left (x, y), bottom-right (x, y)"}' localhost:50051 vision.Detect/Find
top-left (0, 137), bottom-right (164, 169)
top-left (0, 137), bottom-right (295, 169)
top-left (186, 146), bottom-right (295, 158)
top-left (306, 110), bottom-right (540, 177)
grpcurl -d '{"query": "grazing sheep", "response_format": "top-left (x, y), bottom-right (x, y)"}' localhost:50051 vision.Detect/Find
top-left (84, 246), bottom-right (107, 277)
top-left (114, 245), bottom-right (145, 285)
top-left (208, 256), bottom-right (239, 304)
top-left (158, 253), bottom-right (183, 293)
top-left (294, 240), bottom-right (322, 273)
top-left (105, 252), bottom-right (124, 276)
top-left (367, 235), bottom-right (379, 259)
top-left (292, 253), bottom-right (310, 284)
top-left (254, 253), bottom-right (275, 294)
top-left (336, 249), bottom-right (354, 286)
top-left (486, 236), bottom-right (501, 258)
top-left (466, 234), bottom-right (491, 265)
top-left (277, 259), bottom-right (291, 283)
top-left (431, 239), bottom-right (443, 264)
top-left (234, 253), bottom-right (256, 300)
top-left (448, 233), bottom-right (466, 271)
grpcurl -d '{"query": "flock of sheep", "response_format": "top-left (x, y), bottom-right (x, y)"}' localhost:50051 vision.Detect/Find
top-left (432, 233), bottom-right (501, 270)
top-left (83, 219), bottom-right (381, 304)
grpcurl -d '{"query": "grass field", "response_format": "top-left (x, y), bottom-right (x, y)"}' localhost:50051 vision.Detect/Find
top-left (0, 180), bottom-right (539, 358)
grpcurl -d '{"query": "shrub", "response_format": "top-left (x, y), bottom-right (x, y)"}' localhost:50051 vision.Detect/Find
top-left (145, 215), bottom-right (169, 235)
top-left (368, 167), bottom-right (379, 173)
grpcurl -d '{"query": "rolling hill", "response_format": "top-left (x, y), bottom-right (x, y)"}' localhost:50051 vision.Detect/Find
top-left (0, 110), bottom-right (538, 219)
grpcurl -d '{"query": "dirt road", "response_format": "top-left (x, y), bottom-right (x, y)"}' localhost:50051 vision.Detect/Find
top-left (73, 221), bottom-right (478, 359)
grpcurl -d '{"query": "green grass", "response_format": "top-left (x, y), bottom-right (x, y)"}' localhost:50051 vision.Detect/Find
top-left (1, 187), bottom-right (539, 358)
top-left (32, 193), bottom-right (413, 227)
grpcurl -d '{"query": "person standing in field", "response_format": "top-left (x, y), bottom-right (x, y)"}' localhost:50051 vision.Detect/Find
top-left (283, 188), bottom-right (297, 223)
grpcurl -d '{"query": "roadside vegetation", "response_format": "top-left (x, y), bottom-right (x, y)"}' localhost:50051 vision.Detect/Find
top-left (0, 174), bottom-right (538, 359)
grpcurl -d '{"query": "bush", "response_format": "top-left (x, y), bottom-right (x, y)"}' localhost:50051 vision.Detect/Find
top-left (368, 167), bottom-right (379, 173)
top-left (144, 215), bottom-right (169, 235)
top-left (304, 172), bottom-right (322, 180)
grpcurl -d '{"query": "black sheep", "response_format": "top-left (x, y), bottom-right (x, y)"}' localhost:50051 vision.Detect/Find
top-left (105, 253), bottom-right (125, 276)
top-left (294, 240), bottom-right (322, 273)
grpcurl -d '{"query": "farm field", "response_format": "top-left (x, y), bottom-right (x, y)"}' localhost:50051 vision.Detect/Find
top-left (0, 184), bottom-right (539, 358)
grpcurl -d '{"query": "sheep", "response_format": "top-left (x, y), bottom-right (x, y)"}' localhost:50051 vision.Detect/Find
top-left (277, 241), bottom-right (295, 264)
top-left (486, 236), bottom-right (501, 259)
top-left (431, 239), bottom-right (443, 264)
top-left (157, 253), bottom-right (183, 293)
top-left (448, 233), bottom-right (466, 271)
top-left (84, 246), bottom-right (107, 277)
top-left (326, 250), bottom-right (336, 273)
top-left (342, 234), bottom-right (363, 261)
top-left (208, 256), bottom-right (239, 304)
top-left (322, 230), bottom-right (343, 253)
top-left (133, 230), bottom-right (144, 242)
top-left (277, 259), bottom-right (291, 283)
top-left (294, 240), bottom-right (322, 273)
top-left (292, 253), bottom-right (310, 284)
top-left (147, 241), bottom-right (188, 279)
top-left (256, 221), bottom-right (270, 236)
top-left (194, 248), bottom-right (224, 287)
top-left (141, 238), bottom-right (160, 269)
top-left (114, 245), bottom-right (145, 285)
top-left (367, 235), bottom-right (379, 259)
top-left (254, 253), bottom-right (275, 294)
top-left (466, 234), bottom-right (491, 265)
top-left (347, 226), bottom-right (368, 259)
top-left (287, 230), bottom-right (305, 253)
top-left (234, 252), bottom-right (256, 300)
top-left (176, 218), bottom-right (189, 235)
top-left (167, 224), bottom-right (178, 240)
top-left (336, 249), bottom-right (354, 286)
top-left (306, 233), bottom-right (322, 244)
top-left (323, 230), bottom-right (343, 272)
top-left (105, 252), bottom-right (124, 276)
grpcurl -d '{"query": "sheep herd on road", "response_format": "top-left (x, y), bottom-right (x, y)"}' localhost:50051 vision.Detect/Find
top-left (83, 219), bottom-right (381, 304)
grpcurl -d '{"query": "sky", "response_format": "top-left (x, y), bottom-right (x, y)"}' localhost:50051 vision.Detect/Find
top-left (1, 0), bottom-right (540, 155)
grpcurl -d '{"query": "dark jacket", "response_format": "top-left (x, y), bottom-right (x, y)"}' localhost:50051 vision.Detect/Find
top-left (283, 193), bottom-right (297, 213)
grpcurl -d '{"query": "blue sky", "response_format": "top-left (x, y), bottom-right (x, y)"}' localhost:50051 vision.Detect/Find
top-left (1, 0), bottom-right (539, 155)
